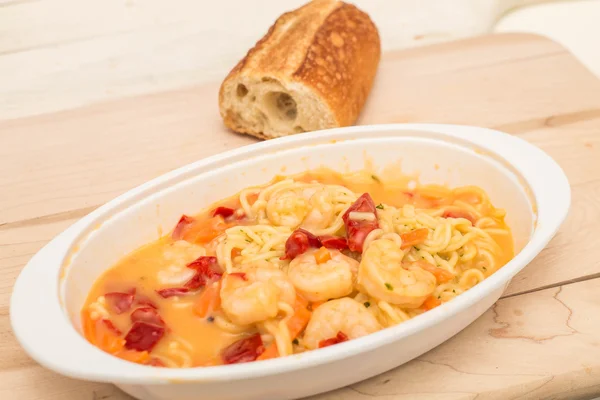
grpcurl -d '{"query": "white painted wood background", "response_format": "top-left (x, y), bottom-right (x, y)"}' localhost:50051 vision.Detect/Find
top-left (0, 0), bottom-right (554, 120)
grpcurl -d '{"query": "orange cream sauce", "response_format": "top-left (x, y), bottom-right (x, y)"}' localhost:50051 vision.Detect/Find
top-left (82, 168), bottom-right (514, 367)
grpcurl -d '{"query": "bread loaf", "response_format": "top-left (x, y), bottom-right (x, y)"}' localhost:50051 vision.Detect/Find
top-left (219, 0), bottom-right (380, 139)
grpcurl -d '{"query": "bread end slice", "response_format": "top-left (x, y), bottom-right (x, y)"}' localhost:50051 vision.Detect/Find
top-left (220, 76), bottom-right (337, 139)
top-left (219, 0), bottom-right (380, 140)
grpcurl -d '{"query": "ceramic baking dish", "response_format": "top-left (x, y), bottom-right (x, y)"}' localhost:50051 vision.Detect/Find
top-left (11, 124), bottom-right (570, 400)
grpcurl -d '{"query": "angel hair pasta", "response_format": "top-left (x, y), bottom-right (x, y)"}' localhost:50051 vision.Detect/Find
top-left (81, 168), bottom-right (513, 367)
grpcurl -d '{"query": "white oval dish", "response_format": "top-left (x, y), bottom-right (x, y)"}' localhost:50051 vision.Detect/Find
top-left (11, 124), bottom-right (570, 400)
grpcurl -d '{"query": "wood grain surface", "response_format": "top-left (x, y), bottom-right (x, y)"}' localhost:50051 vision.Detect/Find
top-left (2, 33), bottom-right (600, 400)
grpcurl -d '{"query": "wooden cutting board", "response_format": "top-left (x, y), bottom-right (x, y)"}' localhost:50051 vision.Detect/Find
top-left (2, 33), bottom-right (600, 400)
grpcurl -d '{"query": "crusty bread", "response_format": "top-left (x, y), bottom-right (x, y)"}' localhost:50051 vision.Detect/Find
top-left (219, 0), bottom-right (381, 139)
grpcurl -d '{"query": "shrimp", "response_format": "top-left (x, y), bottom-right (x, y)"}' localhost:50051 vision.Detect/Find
top-left (303, 298), bottom-right (382, 350)
top-left (266, 188), bottom-right (309, 227)
top-left (157, 240), bottom-right (206, 285)
top-left (266, 183), bottom-right (338, 229)
top-left (220, 264), bottom-right (296, 326)
top-left (288, 249), bottom-right (359, 302)
top-left (358, 238), bottom-right (436, 308)
top-left (301, 188), bottom-right (336, 230)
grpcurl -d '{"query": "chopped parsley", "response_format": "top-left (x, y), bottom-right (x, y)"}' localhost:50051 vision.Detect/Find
top-left (292, 338), bottom-right (299, 345)
top-left (371, 174), bottom-right (381, 183)
top-left (207, 316), bottom-right (215, 323)
top-left (364, 301), bottom-right (371, 308)
top-left (376, 203), bottom-right (384, 210)
top-left (245, 239), bottom-right (251, 243)
top-left (385, 282), bottom-right (394, 291)
top-left (452, 289), bottom-right (456, 293)
top-left (483, 266), bottom-right (487, 271)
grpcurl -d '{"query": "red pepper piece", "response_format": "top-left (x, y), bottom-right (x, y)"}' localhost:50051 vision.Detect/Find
top-left (104, 292), bottom-right (135, 314)
top-left (131, 307), bottom-right (165, 327)
top-left (212, 207), bottom-right (235, 219)
top-left (319, 235), bottom-right (348, 251)
top-left (283, 228), bottom-right (322, 260)
top-left (318, 331), bottom-right (349, 348)
top-left (342, 193), bottom-right (379, 252)
top-left (221, 333), bottom-right (265, 364)
top-left (185, 256), bottom-right (223, 290)
top-left (156, 288), bottom-right (190, 298)
top-left (124, 321), bottom-right (165, 352)
top-left (172, 215), bottom-right (195, 240)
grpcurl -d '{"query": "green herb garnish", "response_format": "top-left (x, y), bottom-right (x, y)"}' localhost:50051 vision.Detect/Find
top-left (385, 282), bottom-right (393, 291)
top-left (376, 203), bottom-right (384, 210)
top-left (292, 338), bottom-right (299, 345)
top-left (364, 301), bottom-right (371, 308)
top-left (371, 174), bottom-right (381, 183)
top-left (483, 266), bottom-right (487, 271)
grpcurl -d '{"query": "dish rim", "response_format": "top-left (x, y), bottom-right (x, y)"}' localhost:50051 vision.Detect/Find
top-left (10, 123), bottom-right (570, 384)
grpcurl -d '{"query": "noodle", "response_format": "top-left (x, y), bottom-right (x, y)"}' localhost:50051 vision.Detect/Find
top-left (83, 168), bottom-right (514, 368)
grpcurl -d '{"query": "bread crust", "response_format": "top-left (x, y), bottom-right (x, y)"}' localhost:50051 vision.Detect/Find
top-left (219, 0), bottom-right (380, 138)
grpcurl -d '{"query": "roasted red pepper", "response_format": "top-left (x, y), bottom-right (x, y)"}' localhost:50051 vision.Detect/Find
top-left (212, 207), bottom-right (235, 219)
top-left (124, 321), bottom-right (165, 352)
top-left (221, 333), bottom-right (265, 364)
top-left (283, 229), bottom-right (322, 260)
top-left (104, 292), bottom-right (135, 314)
top-left (342, 193), bottom-right (379, 252)
top-left (131, 307), bottom-right (165, 327)
top-left (318, 331), bottom-right (349, 348)
top-left (156, 287), bottom-right (190, 298)
top-left (319, 235), bottom-right (348, 251)
top-left (185, 256), bottom-right (223, 289)
top-left (172, 215), bottom-right (195, 240)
